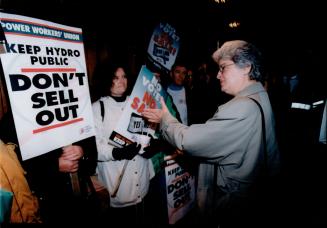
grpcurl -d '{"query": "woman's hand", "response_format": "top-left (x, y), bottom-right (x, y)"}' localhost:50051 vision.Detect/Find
top-left (142, 97), bottom-right (168, 123)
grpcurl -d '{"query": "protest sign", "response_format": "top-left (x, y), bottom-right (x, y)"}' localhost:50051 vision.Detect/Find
top-left (110, 65), bottom-right (168, 147)
top-left (147, 22), bottom-right (180, 74)
top-left (165, 161), bottom-right (196, 224)
top-left (0, 12), bottom-right (95, 160)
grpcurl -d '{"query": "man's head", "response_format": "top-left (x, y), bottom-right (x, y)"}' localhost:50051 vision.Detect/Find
top-left (170, 62), bottom-right (188, 86)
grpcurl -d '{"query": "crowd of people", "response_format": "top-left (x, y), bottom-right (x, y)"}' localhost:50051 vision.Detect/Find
top-left (0, 39), bottom-right (326, 228)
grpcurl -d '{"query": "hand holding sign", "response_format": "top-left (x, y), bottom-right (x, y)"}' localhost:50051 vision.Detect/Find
top-left (59, 145), bottom-right (83, 173)
top-left (0, 12), bottom-right (95, 160)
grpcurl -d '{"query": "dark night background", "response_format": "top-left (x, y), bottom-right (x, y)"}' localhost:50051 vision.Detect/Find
top-left (0, 0), bottom-right (326, 226)
top-left (1, 0), bottom-right (325, 74)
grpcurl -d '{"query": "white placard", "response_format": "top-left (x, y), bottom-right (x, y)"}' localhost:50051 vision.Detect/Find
top-left (0, 12), bottom-right (95, 160)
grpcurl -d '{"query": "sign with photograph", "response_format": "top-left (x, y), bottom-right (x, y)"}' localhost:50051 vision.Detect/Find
top-left (147, 22), bottom-right (180, 74)
top-left (0, 12), bottom-right (95, 160)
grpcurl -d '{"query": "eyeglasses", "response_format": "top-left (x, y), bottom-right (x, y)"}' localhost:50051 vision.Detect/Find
top-left (218, 63), bottom-right (235, 73)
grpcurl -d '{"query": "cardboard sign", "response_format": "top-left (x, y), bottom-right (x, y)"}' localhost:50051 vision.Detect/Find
top-left (147, 22), bottom-right (180, 74)
top-left (0, 12), bottom-right (95, 160)
top-left (110, 65), bottom-right (168, 147)
top-left (165, 161), bottom-right (196, 224)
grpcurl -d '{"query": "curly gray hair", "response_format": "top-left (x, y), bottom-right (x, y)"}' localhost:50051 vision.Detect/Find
top-left (212, 40), bottom-right (263, 82)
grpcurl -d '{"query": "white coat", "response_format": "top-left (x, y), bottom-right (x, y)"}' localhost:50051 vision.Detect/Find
top-left (92, 96), bottom-right (154, 207)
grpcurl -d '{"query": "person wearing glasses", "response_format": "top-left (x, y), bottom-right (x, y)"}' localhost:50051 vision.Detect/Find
top-left (142, 40), bottom-right (281, 228)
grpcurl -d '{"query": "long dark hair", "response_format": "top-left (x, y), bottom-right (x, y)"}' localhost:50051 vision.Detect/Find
top-left (91, 61), bottom-right (130, 102)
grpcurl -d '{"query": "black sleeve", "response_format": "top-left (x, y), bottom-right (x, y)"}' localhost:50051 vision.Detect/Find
top-left (0, 110), bottom-right (19, 145)
top-left (10, 143), bottom-right (64, 202)
top-left (76, 136), bottom-right (97, 176)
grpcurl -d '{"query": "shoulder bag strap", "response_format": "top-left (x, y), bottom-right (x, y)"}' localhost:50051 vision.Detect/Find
top-left (248, 97), bottom-right (268, 173)
top-left (100, 100), bottom-right (105, 122)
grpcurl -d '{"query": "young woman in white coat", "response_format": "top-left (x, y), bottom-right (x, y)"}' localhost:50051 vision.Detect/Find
top-left (92, 63), bottom-right (154, 225)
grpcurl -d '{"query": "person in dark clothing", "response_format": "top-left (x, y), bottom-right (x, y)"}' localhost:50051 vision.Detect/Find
top-left (267, 50), bottom-right (327, 227)
top-left (0, 110), bottom-right (97, 224)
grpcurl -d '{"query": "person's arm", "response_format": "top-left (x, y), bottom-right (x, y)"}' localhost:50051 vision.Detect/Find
top-left (164, 98), bottom-right (261, 160)
top-left (144, 97), bottom-right (260, 161)
top-left (0, 111), bottom-right (19, 145)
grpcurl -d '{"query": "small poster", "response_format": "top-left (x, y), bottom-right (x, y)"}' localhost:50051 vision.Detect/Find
top-left (165, 161), bottom-right (196, 224)
top-left (147, 22), bottom-right (180, 74)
